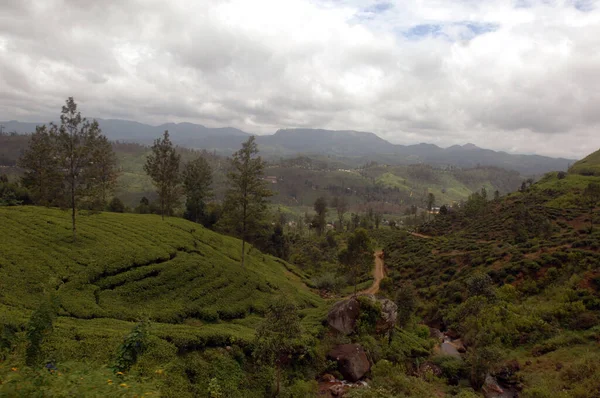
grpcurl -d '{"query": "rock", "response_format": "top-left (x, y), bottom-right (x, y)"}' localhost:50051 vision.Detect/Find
top-left (429, 328), bottom-right (444, 342)
top-left (327, 295), bottom-right (397, 335)
top-left (419, 361), bottom-right (443, 378)
top-left (483, 374), bottom-right (504, 397)
top-left (496, 360), bottom-right (520, 384)
top-left (327, 344), bottom-right (371, 382)
top-left (329, 384), bottom-right (349, 396)
top-left (321, 374), bottom-right (336, 383)
top-left (328, 298), bottom-right (361, 335)
top-left (375, 296), bottom-right (398, 333)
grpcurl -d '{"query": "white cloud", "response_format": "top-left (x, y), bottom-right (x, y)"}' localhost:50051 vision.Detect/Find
top-left (1, 0), bottom-right (600, 158)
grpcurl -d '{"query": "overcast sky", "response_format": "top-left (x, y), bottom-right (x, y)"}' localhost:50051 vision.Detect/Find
top-left (1, 0), bottom-right (599, 158)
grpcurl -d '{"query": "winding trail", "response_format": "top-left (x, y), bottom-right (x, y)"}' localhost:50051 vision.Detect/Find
top-left (409, 232), bottom-right (432, 239)
top-left (359, 251), bottom-right (385, 295)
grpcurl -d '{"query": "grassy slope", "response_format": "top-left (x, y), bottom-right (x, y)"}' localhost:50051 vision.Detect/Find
top-left (381, 169), bottom-right (600, 396)
top-left (569, 148), bottom-right (600, 176)
top-left (0, 207), bottom-right (324, 360)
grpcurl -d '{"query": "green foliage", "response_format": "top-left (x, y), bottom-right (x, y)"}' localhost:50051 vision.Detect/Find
top-left (26, 296), bottom-right (59, 367)
top-left (339, 228), bottom-right (373, 295)
top-left (182, 155), bottom-right (213, 224)
top-left (356, 296), bottom-right (382, 335)
top-left (312, 196), bottom-right (327, 236)
top-left (0, 361), bottom-right (157, 397)
top-left (395, 283), bottom-right (418, 328)
top-left (144, 130), bottom-right (181, 219)
top-left (0, 207), bottom-right (321, 326)
top-left (0, 175), bottom-right (30, 206)
top-left (113, 320), bottom-right (150, 373)
top-left (346, 360), bottom-right (439, 398)
top-left (253, 297), bottom-right (303, 394)
top-left (220, 136), bottom-right (272, 266)
top-left (108, 197), bottom-right (126, 213)
top-left (569, 148), bottom-right (600, 176)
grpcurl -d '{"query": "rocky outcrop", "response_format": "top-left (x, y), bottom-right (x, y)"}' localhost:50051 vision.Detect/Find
top-left (328, 298), bottom-right (361, 335)
top-left (327, 344), bottom-right (371, 382)
top-left (376, 296), bottom-right (398, 333)
top-left (327, 295), bottom-right (397, 335)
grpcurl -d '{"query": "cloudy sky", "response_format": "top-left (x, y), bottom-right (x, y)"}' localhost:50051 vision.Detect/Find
top-left (1, 0), bottom-right (599, 158)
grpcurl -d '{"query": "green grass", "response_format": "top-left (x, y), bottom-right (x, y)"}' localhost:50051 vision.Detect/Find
top-left (569, 148), bottom-right (600, 177)
top-left (0, 206), bottom-right (324, 333)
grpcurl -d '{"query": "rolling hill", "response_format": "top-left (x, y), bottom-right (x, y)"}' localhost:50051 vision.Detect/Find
top-left (0, 207), bottom-right (324, 370)
top-left (377, 149), bottom-right (600, 396)
top-left (569, 148), bottom-right (600, 176)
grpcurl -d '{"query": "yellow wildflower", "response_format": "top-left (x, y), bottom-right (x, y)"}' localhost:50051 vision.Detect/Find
top-left (116, 371), bottom-right (124, 376)
top-left (107, 379), bottom-right (113, 385)
top-left (155, 369), bottom-right (164, 375)
top-left (120, 383), bottom-right (128, 388)
top-left (10, 368), bottom-right (17, 372)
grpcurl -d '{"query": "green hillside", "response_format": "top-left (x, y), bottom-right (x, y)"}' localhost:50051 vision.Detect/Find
top-left (378, 167), bottom-right (600, 396)
top-left (0, 206), bottom-right (321, 323)
top-left (0, 207), bottom-right (327, 395)
top-left (569, 148), bottom-right (600, 176)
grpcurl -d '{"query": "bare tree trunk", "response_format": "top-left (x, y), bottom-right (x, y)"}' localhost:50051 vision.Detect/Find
top-left (241, 239), bottom-right (246, 267)
top-left (71, 181), bottom-right (77, 242)
top-left (241, 202), bottom-right (247, 267)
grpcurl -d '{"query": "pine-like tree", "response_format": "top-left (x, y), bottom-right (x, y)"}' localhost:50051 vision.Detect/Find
top-left (19, 125), bottom-right (62, 205)
top-left (339, 228), bottom-right (373, 296)
top-left (144, 131), bottom-right (181, 220)
top-left (182, 156), bottom-right (213, 223)
top-left (221, 136), bottom-right (272, 266)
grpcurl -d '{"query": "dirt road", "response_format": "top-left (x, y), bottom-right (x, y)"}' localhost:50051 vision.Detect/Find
top-left (360, 251), bottom-right (385, 295)
top-left (410, 232), bottom-right (432, 239)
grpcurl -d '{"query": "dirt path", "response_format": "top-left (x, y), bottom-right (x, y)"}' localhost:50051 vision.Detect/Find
top-left (410, 232), bottom-right (432, 239)
top-left (360, 251), bottom-right (385, 295)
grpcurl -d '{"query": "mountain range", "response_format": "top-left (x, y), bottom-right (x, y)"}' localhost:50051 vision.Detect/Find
top-left (1, 119), bottom-right (575, 175)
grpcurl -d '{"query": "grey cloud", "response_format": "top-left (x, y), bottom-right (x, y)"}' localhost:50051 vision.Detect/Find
top-left (1, 0), bottom-right (600, 158)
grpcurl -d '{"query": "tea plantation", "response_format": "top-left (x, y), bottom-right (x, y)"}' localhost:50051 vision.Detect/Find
top-left (0, 207), bottom-right (328, 396)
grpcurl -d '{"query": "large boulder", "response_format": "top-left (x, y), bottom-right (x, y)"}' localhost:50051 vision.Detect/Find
top-left (327, 295), bottom-right (397, 335)
top-left (327, 344), bottom-right (370, 382)
top-left (327, 298), bottom-right (361, 335)
top-left (376, 296), bottom-right (398, 333)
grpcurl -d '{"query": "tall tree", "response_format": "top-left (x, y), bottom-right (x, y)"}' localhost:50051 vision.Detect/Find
top-left (182, 156), bottom-right (213, 223)
top-left (19, 125), bottom-right (62, 205)
top-left (144, 131), bottom-right (181, 220)
top-left (582, 183), bottom-right (600, 233)
top-left (312, 196), bottom-right (328, 236)
top-left (331, 196), bottom-right (347, 231)
top-left (222, 136), bottom-right (272, 267)
top-left (373, 211), bottom-right (382, 229)
top-left (55, 98), bottom-right (116, 241)
top-left (91, 135), bottom-right (119, 206)
top-left (253, 297), bottom-right (302, 396)
top-left (427, 193), bottom-right (436, 221)
top-left (339, 228), bottom-right (373, 296)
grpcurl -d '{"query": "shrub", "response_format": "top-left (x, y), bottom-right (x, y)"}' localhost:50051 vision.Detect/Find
top-left (108, 197), bottom-right (125, 213)
top-left (112, 320), bottom-right (150, 372)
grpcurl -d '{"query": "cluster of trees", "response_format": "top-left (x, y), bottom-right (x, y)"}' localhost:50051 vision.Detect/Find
top-left (18, 98), bottom-right (118, 240)
top-left (304, 195), bottom-right (387, 234)
top-left (143, 133), bottom-right (272, 266)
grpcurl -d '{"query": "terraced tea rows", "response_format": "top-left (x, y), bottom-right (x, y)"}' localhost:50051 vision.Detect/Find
top-left (0, 207), bottom-right (322, 327)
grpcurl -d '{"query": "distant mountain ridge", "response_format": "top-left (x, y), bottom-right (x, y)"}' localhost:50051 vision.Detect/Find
top-left (1, 119), bottom-right (574, 175)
